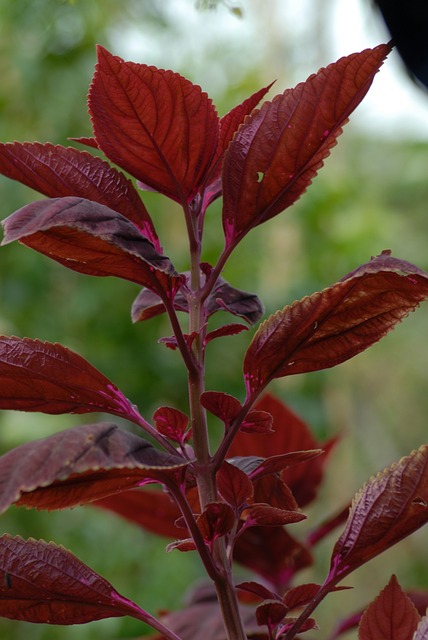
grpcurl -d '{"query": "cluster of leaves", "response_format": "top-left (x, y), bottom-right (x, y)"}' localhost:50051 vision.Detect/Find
top-left (0, 40), bottom-right (428, 640)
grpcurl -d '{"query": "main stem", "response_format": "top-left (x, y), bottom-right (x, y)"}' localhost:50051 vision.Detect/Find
top-left (187, 228), bottom-right (247, 640)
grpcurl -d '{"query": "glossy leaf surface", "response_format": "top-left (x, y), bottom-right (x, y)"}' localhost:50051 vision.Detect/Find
top-left (244, 253), bottom-right (428, 396)
top-left (358, 575), bottom-right (420, 640)
top-left (89, 46), bottom-right (219, 204)
top-left (0, 535), bottom-right (148, 624)
top-left (0, 423), bottom-right (187, 512)
top-left (0, 142), bottom-right (160, 248)
top-left (222, 44), bottom-right (390, 245)
top-left (0, 336), bottom-right (140, 421)
top-left (331, 445), bottom-right (428, 582)
top-left (1, 196), bottom-right (178, 293)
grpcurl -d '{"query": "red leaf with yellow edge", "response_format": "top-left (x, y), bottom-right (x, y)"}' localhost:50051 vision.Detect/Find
top-left (358, 575), bottom-right (420, 640)
top-left (89, 46), bottom-right (219, 204)
top-left (0, 142), bottom-right (160, 249)
top-left (0, 423), bottom-right (187, 512)
top-left (222, 44), bottom-right (391, 245)
top-left (244, 253), bottom-right (428, 396)
top-left (330, 446), bottom-right (428, 583)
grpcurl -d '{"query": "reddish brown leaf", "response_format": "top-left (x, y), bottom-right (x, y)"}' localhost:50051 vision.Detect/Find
top-left (201, 391), bottom-right (242, 425)
top-left (222, 44), bottom-right (391, 245)
top-left (217, 461), bottom-right (254, 509)
top-left (256, 600), bottom-right (288, 626)
top-left (250, 450), bottom-right (322, 480)
top-left (0, 336), bottom-right (141, 421)
top-left (236, 581), bottom-right (279, 603)
top-left (252, 475), bottom-right (299, 512)
top-left (240, 409), bottom-right (274, 434)
top-left (330, 445), bottom-right (428, 582)
top-left (358, 575), bottom-right (420, 640)
top-left (1, 196), bottom-right (179, 294)
top-left (234, 526), bottom-right (313, 588)
top-left (0, 535), bottom-right (152, 625)
top-left (229, 393), bottom-right (335, 507)
top-left (93, 489), bottom-right (186, 539)
top-left (244, 253), bottom-right (428, 396)
top-left (242, 503), bottom-right (305, 527)
top-left (0, 423), bottom-right (187, 512)
top-left (197, 502), bottom-right (235, 543)
top-left (0, 142), bottom-right (160, 248)
top-left (153, 406), bottom-right (191, 444)
top-left (205, 323), bottom-right (249, 344)
top-left (89, 46), bottom-right (219, 204)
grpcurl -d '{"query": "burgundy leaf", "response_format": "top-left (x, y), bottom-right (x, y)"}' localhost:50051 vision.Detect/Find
top-left (256, 600), bottom-right (288, 626)
top-left (236, 581), bottom-right (279, 603)
top-left (89, 46), bottom-right (219, 204)
top-left (166, 539), bottom-right (197, 553)
top-left (93, 489), bottom-right (187, 539)
top-left (242, 503), bottom-right (305, 527)
top-left (0, 534), bottom-right (152, 625)
top-left (217, 461), bottom-right (254, 509)
top-left (278, 617), bottom-right (318, 635)
top-left (252, 475), bottom-right (299, 512)
top-left (222, 44), bottom-right (391, 245)
top-left (132, 272), bottom-right (263, 325)
top-left (1, 196), bottom-right (179, 294)
top-left (282, 583), bottom-right (349, 611)
top-left (234, 526), bottom-right (313, 589)
top-left (0, 423), bottom-right (187, 512)
top-left (358, 575), bottom-right (420, 640)
top-left (250, 450), bottom-right (322, 481)
top-left (244, 253), bottom-right (428, 396)
top-left (229, 393), bottom-right (335, 507)
top-left (0, 336), bottom-right (141, 421)
top-left (201, 391), bottom-right (241, 425)
top-left (202, 83), bottom-right (274, 209)
top-left (197, 502), bottom-right (235, 543)
top-left (0, 142), bottom-right (160, 248)
top-left (153, 406), bottom-right (191, 444)
top-left (240, 409), bottom-right (274, 434)
top-left (330, 445), bottom-right (428, 583)
top-left (205, 323), bottom-right (249, 344)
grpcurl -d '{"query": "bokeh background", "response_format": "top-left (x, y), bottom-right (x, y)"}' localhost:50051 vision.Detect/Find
top-left (1, 1), bottom-right (428, 638)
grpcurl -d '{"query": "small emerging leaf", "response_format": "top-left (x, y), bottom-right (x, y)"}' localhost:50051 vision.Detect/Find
top-left (358, 575), bottom-right (420, 640)
top-left (256, 600), bottom-right (287, 627)
top-left (197, 502), bottom-right (235, 543)
top-left (153, 406), bottom-right (191, 444)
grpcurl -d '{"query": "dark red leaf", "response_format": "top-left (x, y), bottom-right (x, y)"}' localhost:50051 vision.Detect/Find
top-left (153, 406), bottom-right (191, 444)
top-left (234, 526), bottom-right (313, 589)
top-left (0, 423), bottom-right (187, 512)
top-left (89, 46), bottom-right (219, 204)
top-left (256, 600), bottom-right (288, 626)
top-left (222, 44), bottom-right (391, 245)
top-left (131, 272), bottom-right (263, 325)
top-left (166, 539), bottom-right (197, 553)
top-left (358, 575), bottom-right (420, 640)
top-left (197, 502), bottom-right (235, 543)
top-left (282, 583), bottom-right (349, 611)
top-left (93, 489), bottom-right (187, 539)
top-left (201, 391), bottom-right (242, 425)
top-left (0, 336), bottom-right (141, 421)
top-left (205, 323), bottom-right (249, 344)
top-left (217, 461), bottom-right (254, 509)
top-left (240, 409), bottom-right (274, 434)
top-left (229, 393), bottom-right (335, 507)
top-left (252, 475), bottom-right (299, 512)
top-left (250, 450), bottom-right (322, 481)
top-left (202, 83), bottom-right (274, 209)
top-left (236, 581), bottom-right (279, 603)
top-left (278, 617), bottom-right (318, 635)
top-left (1, 196), bottom-right (179, 294)
top-left (244, 252), bottom-right (428, 396)
top-left (0, 142), bottom-right (160, 249)
top-left (0, 535), bottom-right (151, 625)
top-left (242, 503), bottom-right (305, 527)
top-left (330, 445), bottom-right (428, 583)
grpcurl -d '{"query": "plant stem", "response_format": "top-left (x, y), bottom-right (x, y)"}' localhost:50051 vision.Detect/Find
top-left (282, 579), bottom-right (334, 640)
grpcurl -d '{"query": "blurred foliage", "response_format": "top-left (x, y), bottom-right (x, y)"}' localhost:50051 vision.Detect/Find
top-left (1, 1), bottom-right (428, 638)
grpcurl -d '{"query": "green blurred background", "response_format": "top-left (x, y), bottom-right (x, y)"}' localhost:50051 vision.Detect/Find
top-left (1, 0), bottom-right (428, 638)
